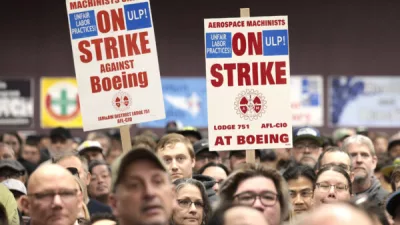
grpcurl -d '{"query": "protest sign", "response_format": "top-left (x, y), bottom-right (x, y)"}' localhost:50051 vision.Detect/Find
top-left (291, 75), bottom-right (323, 127)
top-left (204, 11), bottom-right (293, 152)
top-left (329, 76), bottom-right (400, 127)
top-left (66, 0), bottom-right (165, 135)
top-left (0, 78), bottom-right (33, 128)
top-left (40, 77), bottom-right (82, 128)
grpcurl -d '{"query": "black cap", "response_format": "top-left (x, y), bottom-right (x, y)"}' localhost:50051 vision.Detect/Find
top-left (177, 126), bottom-right (202, 141)
top-left (193, 139), bottom-right (219, 156)
top-left (50, 127), bottom-right (72, 140)
top-left (0, 160), bottom-right (26, 173)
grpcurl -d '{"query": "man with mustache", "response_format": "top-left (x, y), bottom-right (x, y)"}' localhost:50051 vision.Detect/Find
top-left (109, 147), bottom-right (175, 225)
top-left (290, 127), bottom-right (323, 168)
top-left (343, 135), bottom-right (389, 207)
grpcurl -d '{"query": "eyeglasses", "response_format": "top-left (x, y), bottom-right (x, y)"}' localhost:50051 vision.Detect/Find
top-left (28, 189), bottom-right (78, 202)
top-left (315, 182), bottom-right (348, 192)
top-left (294, 144), bottom-right (320, 151)
top-left (196, 154), bottom-right (218, 162)
top-left (234, 191), bottom-right (279, 207)
top-left (290, 189), bottom-right (313, 199)
top-left (177, 199), bottom-right (204, 209)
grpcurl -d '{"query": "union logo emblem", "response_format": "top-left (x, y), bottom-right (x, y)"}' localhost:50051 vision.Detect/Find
top-left (112, 91), bottom-right (132, 111)
top-left (234, 89), bottom-right (267, 121)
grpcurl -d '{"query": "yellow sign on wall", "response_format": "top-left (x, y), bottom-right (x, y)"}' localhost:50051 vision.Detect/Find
top-left (40, 77), bottom-right (82, 128)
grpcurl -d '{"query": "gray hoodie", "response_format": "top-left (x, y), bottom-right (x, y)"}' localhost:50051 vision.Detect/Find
top-left (355, 176), bottom-right (389, 207)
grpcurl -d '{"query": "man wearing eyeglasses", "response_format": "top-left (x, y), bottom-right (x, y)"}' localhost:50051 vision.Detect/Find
top-left (290, 127), bottom-right (323, 168)
top-left (20, 164), bottom-right (83, 225)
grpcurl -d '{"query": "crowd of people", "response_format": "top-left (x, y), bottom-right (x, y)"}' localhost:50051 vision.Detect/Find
top-left (1, 124), bottom-right (400, 225)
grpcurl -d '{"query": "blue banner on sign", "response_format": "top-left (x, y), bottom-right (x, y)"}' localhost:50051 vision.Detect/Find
top-left (138, 77), bottom-right (208, 128)
top-left (205, 32), bottom-right (232, 58)
top-left (262, 30), bottom-right (289, 56)
top-left (69, 10), bottom-right (98, 39)
top-left (124, 2), bottom-right (152, 30)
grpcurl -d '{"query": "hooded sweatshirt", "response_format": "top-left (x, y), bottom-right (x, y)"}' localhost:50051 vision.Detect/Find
top-left (192, 174), bottom-right (218, 204)
top-left (355, 176), bottom-right (389, 207)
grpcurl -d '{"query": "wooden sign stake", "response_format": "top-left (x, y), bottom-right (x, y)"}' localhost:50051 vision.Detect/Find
top-left (239, 8), bottom-right (256, 164)
top-left (119, 125), bottom-right (132, 153)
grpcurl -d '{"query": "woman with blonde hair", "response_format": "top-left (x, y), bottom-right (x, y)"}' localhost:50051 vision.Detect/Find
top-left (73, 175), bottom-right (90, 224)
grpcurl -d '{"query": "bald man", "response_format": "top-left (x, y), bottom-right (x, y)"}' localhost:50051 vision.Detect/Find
top-left (294, 203), bottom-right (373, 225)
top-left (21, 164), bottom-right (83, 225)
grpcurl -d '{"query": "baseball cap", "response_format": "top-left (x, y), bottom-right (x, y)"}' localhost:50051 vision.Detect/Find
top-left (381, 157), bottom-right (400, 178)
top-left (386, 190), bottom-right (400, 217)
top-left (293, 127), bottom-right (323, 146)
top-left (2, 179), bottom-right (27, 195)
top-left (0, 160), bottom-right (26, 173)
top-left (177, 126), bottom-right (202, 141)
top-left (77, 140), bottom-right (103, 155)
top-left (332, 128), bottom-right (354, 143)
top-left (50, 127), bottom-right (72, 140)
top-left (388, 132), bottom-right (400, 151)
top-left (193, 139), bottom-right (218, 156)
top-left (111, 147), bottom-right (167, 192)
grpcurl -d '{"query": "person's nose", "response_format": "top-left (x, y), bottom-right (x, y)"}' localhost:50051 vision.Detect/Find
top-left (303, 146), bottom-right (311, 154)
top-left (143, 182), bottom-right (156, 199)
top-left (171, 159), bottom-right (178, 171)
top-left (327, 186), bottom-right (336, 198)
top-left (188, 203), bottom-right (197, 214)
top-left (252, 197), bottom-right (265, 212)
top-left (355, 154), bottom-right (363, 163)
top-left (52, 194), bottom-right (63, 208)
top-left (213, 183), bottom-right (219, 193)
top-left (294, 194), bottom-right (304, 204)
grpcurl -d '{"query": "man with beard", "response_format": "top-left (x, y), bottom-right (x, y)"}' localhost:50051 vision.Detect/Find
top-left (290, 127), bottom-right (323, 168)
top-left (343, 135), bottom-right (389, 207)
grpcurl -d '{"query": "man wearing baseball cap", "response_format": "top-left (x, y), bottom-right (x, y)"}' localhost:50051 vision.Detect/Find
top-left (193, 139), bottom-right (220, 171)
top-left (0, 159), bottom-right (26, 183)
top-left (109, 147), bottom-right (174, 225)
top-left (291, 126), bottom-right (323, 168)
top-left (2, 178), bottom-right (27, 218)
top-left (77, 140), bottom-right (105, 163)
top-left (48, 126), bottom-right (74, 158)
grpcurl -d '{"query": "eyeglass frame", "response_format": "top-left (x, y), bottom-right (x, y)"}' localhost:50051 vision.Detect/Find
top-left (233, 191), bottom-right (279, 207)
top-left (176, 199), bottom-right (205, 209)
top-left (27, 189), bottom-right (79, 202)
top-left (293, 143), bottom-right (320, 152)
top-left (289, 188), bottom-right (313, 199)
top-left (315, 182), bottom-right (349, 192)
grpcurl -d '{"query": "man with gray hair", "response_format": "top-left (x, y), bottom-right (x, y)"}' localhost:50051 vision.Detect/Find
top-left (343, 135), bottom-right (389, 206)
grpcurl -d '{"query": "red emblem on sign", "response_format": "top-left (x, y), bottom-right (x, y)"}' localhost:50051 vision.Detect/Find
top-left (235, 89), bottom-right (267, 121)
top-left (112, 91), bottom-right (132, 111)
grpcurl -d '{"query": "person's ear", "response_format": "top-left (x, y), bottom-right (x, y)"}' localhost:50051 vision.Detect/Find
top-left (20, 196), bottom-right (30, 213)
top-left (108, 193), bottom-right (119, 217)
top-left (191, 157), bottom-right (195, 168)
top-left (86, 172), bottom-right (91, 186)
